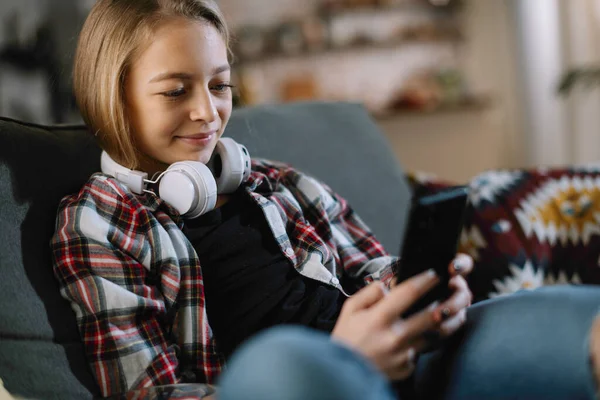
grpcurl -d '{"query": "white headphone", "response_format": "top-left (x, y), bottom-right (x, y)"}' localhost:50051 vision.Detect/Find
top-left (100, 137), bottom-right (252, 218)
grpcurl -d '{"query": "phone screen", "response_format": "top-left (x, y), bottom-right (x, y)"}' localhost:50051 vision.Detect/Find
top-left (396, 186), bottom-right (470, 317)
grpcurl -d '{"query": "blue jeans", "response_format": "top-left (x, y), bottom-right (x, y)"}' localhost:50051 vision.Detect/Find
top-left (217, 285), bottom-right (600, 400)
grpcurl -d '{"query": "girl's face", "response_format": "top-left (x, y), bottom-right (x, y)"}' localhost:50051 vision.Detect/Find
top-left (125, 18), bottom-right (232, 174)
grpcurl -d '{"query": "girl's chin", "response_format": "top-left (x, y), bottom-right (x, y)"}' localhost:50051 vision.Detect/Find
top-left (173, 150), bottom-right (214, 165)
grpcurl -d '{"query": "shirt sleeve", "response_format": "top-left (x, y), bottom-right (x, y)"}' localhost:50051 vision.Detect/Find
top-left (288, 169), bottom-right (400, 288)
top-left (51, 177), bottom-right (183, 397)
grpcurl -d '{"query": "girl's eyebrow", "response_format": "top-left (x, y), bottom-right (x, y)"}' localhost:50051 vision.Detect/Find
top-left (148, 65), bottom-right (230, 84)
top-left (213, 64), bottom-right (230, 74)
top-left (148, 72), bottom-right (192, 84)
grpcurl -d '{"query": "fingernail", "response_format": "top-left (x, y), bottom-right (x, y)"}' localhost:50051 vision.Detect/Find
top-left (453, 261), bottom-right (462, 273)
top-left (453, 254), bottom-right (470, 273)
top-left (405, 347), bottom-right (417, 369)
top-left (433, 307), bottom-right (452, 323)
top-left (407, 347), bottom-right (416, 363)
top-left (441, 308), bottom-right (452, 321)
top-left (426, 268), bottom-right (436, 278)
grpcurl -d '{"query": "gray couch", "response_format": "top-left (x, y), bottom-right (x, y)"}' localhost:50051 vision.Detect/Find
top-left (0, 101), bottom-right (411, 399)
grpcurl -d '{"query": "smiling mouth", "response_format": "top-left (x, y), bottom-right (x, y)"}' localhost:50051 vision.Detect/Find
top-left (176, 131), bottom-right (216, 146)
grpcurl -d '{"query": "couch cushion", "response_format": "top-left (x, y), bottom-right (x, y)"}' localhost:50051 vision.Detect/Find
top-left (225, 101), bottom-right (411, 252)
top-left (0, 119), bottom-right (100, 399)
top-left (0, 101), bottom-right (410, 399)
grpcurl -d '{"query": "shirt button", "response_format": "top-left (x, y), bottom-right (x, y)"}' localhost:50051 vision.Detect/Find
top-left (331, 277), bottom-right (340, 285)
top-left (285, 248), bottom-right (294, 256)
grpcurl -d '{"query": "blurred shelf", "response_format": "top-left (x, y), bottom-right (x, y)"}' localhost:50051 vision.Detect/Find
top-left (373, 96), bottom-right (491, 120)
top-left (320, 1), bottom-right (463, 17)
top-left (234, 37), bottom-right (463, 67)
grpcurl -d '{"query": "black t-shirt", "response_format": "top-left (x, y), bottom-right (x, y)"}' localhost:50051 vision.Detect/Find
top-left (182, 190), bottom-right (346, 358)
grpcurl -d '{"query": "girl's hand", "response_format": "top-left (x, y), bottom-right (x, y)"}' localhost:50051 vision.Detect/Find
top-left (431, 253), bottom-right (474, 339)
top-left (331, 269), bottom-right (443, 380)
top-left (389, 253), bottom-right (474, 340)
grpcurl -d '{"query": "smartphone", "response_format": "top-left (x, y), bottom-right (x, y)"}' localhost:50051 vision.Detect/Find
top-left (396, 185), bottom-right (470, 318)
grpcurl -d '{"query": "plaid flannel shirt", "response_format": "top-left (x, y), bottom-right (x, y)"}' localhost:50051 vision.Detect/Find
top-left (51, 158), bottom-right (399, 398)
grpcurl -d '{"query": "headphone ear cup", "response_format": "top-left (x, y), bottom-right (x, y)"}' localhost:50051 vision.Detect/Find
top-left (158, 161), bottom-right (217, 219)
top-left (210, 137), bottom-right (252, 194)
top-left (240, 144), bottom-right (252, 182)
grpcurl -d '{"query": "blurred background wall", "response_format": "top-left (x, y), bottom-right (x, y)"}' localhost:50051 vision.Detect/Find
top-left (0, 0), bottom-right (87, 123)
top-left (0, 0), bottom-right (599, 183)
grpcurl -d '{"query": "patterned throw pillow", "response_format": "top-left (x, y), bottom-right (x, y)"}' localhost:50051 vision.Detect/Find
top-left (409, 167), bottom-right (600, 303)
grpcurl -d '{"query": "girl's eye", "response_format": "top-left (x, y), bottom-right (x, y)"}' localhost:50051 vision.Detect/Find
top-left (162, 88), bottom-right (186, 98)
top-left (212, 83), bottom-right (234, 93)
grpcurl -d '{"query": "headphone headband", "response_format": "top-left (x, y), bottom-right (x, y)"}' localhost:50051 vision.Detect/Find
top-left (100, 152), bottom-right (148, 194)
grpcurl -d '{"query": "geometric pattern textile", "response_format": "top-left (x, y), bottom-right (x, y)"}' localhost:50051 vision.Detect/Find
top-left (408, 166), bottom-right (600, 302)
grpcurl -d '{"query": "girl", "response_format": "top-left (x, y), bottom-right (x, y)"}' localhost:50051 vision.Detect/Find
top-left (51, 1), bottom-right (598, 399)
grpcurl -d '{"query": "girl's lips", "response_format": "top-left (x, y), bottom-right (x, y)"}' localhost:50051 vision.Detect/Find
top-left (177, 132), bottom-right (216, 146)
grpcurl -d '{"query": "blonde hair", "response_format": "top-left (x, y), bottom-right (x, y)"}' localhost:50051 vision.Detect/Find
top-left (73, 0), bottom-right (230, 169)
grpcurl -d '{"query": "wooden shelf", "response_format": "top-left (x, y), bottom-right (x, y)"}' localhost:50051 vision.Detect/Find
top-left (233, 0), bottom-right (463, 68)
top-left (373, 96), bottom-right (491, 120)
top-left (235, 37), bottom-right (462, 67)
top-left (320, 1), bottom-right (463, 18)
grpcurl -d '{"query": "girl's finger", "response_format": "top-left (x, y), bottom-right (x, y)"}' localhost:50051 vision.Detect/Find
top-left (433, 276), bottom-right (472, 322)
top-left (388, 301), bottom-right (440, 348)
top-left (344, 281), bottom-right (387, 313)
top-left (386, 348), bottom-right (418, 381)
top-left (449, 253), bottom-right (474, 277)
top-left (406, 336), bottom-right (431, 354)
top-left (375, 269), bottom-right (439, 323)
top-left (387, 347), bottom-right (416, 370)
top-left (438, 308), bottom-right (467, 338)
